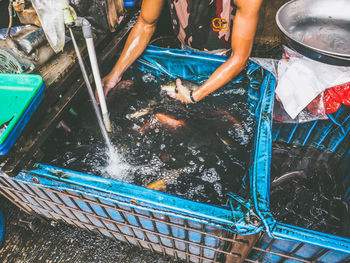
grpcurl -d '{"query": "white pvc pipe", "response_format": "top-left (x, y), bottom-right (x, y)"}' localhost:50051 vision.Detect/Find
top-left (69, 28), bottom-right (113, 150)
top-left (85, 37), bottom-right (112, 133)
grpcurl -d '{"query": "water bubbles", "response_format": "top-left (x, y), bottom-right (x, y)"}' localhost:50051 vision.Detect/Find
top-left (104, 148), bottom-right (132, 182)
top-left (201, 168), bottom-right (219, 183)
top-left (142, 72), bottom-right (157, 83)
top-left (214, 182), bottom-right (223, 197)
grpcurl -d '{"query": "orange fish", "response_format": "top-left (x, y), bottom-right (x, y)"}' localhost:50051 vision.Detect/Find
top-left (214, 109), bottom-right (246, 132)
top-left (146, 168), bottom-right (186, 191)
top-left (138, 113), bottom-right (185, 134)
top-left (146, 180), bottom-right (167, 191)
top-left (154, 113), bottom-right (185, 129)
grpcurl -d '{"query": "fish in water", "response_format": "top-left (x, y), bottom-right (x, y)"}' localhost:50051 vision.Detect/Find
top-left (127, 108), bottom-right (151, 119)
top-left (138, 113), bottom-right (185, 134)
top-left (106, 80), bottom-right (135, 102)
top-left (126, 100), bottom-right (159, 120)
top-left (154, 113), bottom-right (185, 129)
top-left (146, 168), bottom-right (186, 191)
top-left (217, 134), bottom-right (231, 147)
top-left (214, 109), bottom-right (246, 132)
top-left (161, 79), bottom-right (199, 94)
top-left (146, 180), bottom-right (167, 191)
top-left (271, 170), bottom-right (306, 189)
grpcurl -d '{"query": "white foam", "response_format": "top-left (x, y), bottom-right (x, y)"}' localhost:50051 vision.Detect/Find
top-left (142, 72), bottom-right (157, 83)
top-left (201, 168), bottom-right (219, 183)
top-left (103, 148), bottom-right (132, 182)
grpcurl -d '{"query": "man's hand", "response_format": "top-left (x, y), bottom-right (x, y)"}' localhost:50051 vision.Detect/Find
top-left (95, 73), bottom-right (121, 104)
top-left (166, 79), bottom-right (195, 104)
top-left (95, 0), bottom-right (164, 104)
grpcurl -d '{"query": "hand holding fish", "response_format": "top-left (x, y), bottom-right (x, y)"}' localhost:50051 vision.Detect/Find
top-left (95, 73), bottom-right (121, 104)
top-left (166, 79), bottom-right (197, 104)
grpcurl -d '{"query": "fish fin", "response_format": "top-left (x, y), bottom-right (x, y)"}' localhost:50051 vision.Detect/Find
top-left (146, 180), bottom-right (167, 191)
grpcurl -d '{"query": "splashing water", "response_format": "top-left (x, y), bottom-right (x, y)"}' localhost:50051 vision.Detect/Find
top-left (104, 147), bottom-right (131, 182)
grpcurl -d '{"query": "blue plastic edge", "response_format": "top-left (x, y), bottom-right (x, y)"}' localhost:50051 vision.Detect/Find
top-left (0, 210), bottom-right (4, 248)
top-left (0, 84), bottom-right (45, 155)
top-left (16, 164), bottom-right (262, 235)
top-left (251, 76), bottom-right (350, 253)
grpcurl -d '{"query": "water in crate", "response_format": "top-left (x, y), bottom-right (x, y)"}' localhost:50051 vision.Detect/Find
top-left (42, 69), bottom-right (255, 205)
top-left (270, 142), bottom-right (350, 238)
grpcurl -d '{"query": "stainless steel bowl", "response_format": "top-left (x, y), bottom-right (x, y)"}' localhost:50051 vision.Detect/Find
top-left (276, 0), bottom-right (350, 65)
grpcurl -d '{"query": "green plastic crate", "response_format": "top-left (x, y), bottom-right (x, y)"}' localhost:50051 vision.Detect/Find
top-left (0, 73), bottom-right (44, 155)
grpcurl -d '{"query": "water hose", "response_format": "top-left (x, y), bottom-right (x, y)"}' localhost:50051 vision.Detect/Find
top-left (67, 27), bottom-right (113, 148)
top-left (64, 9), bottom-right (112, 132)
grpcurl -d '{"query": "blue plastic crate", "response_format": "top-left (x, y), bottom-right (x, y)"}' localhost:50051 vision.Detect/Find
top-left (0, 46), bottom-right (276, 262)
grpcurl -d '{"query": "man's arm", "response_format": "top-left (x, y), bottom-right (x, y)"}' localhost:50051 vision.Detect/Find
top-left (101, 0), bottom-right (165, 96)
top-left (169, 0), bottom-right (263, 103)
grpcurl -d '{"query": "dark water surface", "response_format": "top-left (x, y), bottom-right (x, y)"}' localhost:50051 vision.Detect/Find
top-left (42, 69), bottom-right (255, 205)
top-left (27, 68), bottom-right (255, 262)
top-left (270, 142), bottom-right (350, 238)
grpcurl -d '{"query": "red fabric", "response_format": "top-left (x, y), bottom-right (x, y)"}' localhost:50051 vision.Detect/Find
top-left (323, 82), bottom-right (350, 114)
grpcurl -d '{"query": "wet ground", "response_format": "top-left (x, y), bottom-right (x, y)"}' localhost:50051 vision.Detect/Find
top-left (0, 196), bottom-right (180, 263)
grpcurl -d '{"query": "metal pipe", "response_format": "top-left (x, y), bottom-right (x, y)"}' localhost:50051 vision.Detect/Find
top-left (68, 27), bottom-right (113, 150)
top-left (75, 17), bottom-right (112, 132)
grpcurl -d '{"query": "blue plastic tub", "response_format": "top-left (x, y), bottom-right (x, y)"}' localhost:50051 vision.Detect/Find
top-left (1, 46), bottom-right (349, 261)
top-left (0, 74), bottom-right (45, 155)
top-left (0, 46), bottom-right (275, 262)
top-left (251, 91), bottom-right (350, 256)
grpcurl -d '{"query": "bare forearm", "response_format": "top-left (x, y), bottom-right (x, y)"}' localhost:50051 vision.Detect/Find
top-left (193, 55), bottom-right (247, 101)
top-left (109, 20), bottom-right (156, 77)
top-left (192, 0), bottom-right (261, 102)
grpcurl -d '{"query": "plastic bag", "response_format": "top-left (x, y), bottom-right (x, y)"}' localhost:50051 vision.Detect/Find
top-left (274, 46), bottom-right (350, 122)
top-left (31, 0), bottom-right (69, 53)
top-left (324, 82), bottom-right (350, 114)
top-left (0, 26), bottom-right (28, 40)
top-left (274, 93), bottom-right (328, 123)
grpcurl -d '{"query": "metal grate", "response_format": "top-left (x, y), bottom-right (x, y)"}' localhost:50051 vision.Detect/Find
top-left (1, 171), bottom-right (349, 262)
top-left (0, 173), bottom-right (253, 263)
top-left (245, 232), bottom-right (350, 263)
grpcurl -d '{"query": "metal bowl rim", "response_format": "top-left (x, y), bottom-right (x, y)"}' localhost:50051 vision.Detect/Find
top-left (287, 35), bottom-right (350, 64)
top-left (275, 0), bottom-right (350, 58)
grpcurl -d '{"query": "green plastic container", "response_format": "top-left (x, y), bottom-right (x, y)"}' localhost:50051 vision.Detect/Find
top-left (0, 74), bottom-right (44, 155)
